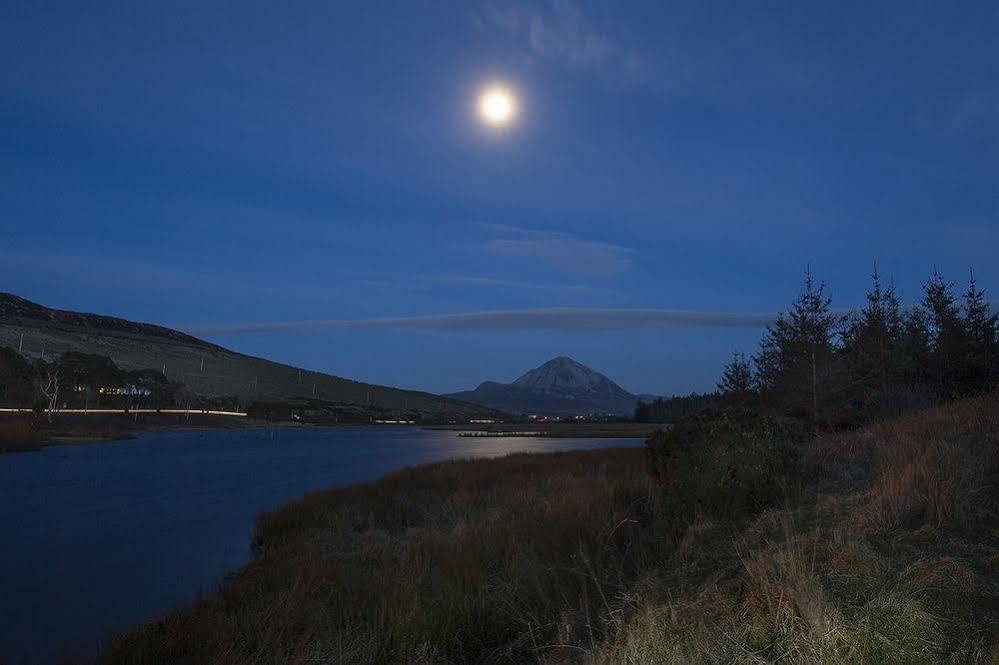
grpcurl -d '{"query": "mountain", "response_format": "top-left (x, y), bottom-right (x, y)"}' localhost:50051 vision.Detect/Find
top-left (0, 292), bottom-right (498, 420)
top-left (446, 356), bottom-right (642, 416)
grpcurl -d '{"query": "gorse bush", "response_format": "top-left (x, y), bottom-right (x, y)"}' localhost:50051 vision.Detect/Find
top-left (645, 409), bottom-right (807, 523)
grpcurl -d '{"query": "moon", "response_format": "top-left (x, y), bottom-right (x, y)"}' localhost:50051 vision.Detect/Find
top-left (477, 86), bottom-right (517, 127)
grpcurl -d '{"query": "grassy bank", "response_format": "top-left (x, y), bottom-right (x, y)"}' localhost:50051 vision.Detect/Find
top-left (0, 418), bottom-right (44, 452)
top-left (106, 395), bottom-right (998, 663)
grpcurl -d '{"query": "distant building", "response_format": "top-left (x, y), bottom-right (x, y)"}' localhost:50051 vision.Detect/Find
top-left (98, 385), bottom-right (152, 397)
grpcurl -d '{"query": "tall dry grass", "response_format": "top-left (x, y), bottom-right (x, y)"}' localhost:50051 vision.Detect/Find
top-left (592, 393), bottom-right (999, 664)
top-left (0, 417), bottom-right (42, 452)
top-left (107, 449), bottom-right (665, 664)
top-left (106, 394), bottom-right (999, 664)
top-left (807, 393), bottom-right (999, 531)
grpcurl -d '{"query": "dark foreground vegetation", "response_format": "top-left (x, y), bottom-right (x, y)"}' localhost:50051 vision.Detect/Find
top-left (107, 392), bottom-right (998, 664)
top-left (0, 418), bottom-right (43, 452)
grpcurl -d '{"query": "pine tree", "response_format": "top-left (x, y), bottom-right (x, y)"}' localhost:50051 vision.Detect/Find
top-left (841, 266), bottom-right (904, 409)
top-left (962, 271), bottom-right (998, 391)
top-left (717, 351), bottom-right (753, 403)
top-left (898, 305), bottom-right (931, 385)
top-left (753, 268), bottom-right (840, 426)
top-left (922, 269), bottom-right (966, 396)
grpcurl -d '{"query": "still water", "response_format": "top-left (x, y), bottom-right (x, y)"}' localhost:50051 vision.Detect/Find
top-left (0, 427), bottom-right (640, 663)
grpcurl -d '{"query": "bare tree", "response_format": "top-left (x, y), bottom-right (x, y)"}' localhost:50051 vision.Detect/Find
top-left (40, 368), bottom-right (60, 423)
top-left (175, 386), bottom-right (195, 420)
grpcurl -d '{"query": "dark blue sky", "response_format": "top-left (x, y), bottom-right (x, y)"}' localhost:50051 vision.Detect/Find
top-left (2, 1), bottom-right (997, 395)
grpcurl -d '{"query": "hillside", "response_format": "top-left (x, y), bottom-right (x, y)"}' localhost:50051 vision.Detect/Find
top-left (0, 292), bottom-right (497, 420)
top-left (446, 356), bottom-right (643, 416)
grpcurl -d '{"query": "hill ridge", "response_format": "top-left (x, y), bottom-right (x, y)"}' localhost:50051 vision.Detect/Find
top-left (447, 356), bottom-right (641, 416)
top-left (0, 292), bottom-right (496, 419)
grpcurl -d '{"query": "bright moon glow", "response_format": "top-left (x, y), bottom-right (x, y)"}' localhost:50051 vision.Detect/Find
top-left (478, 86), bottom-right (516, 126)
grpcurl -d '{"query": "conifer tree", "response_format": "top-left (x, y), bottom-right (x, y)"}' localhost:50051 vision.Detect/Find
top-left (898, 305), bottom-right (932, 385)
top-left (922, 269), bottom-right (966, 396)
top-left (717, 351), bottom-right (753, 403)
top-left (842, 266), bottom-right (904, 405)
top-left (754, 268), bottom-right (840, 425)
top-left (962, 271), bottom-right (998, 391)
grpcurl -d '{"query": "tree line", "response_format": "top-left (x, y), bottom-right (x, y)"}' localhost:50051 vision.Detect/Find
top-left (0, 348), bottom-right (186, 415)
top-left (717, 266), bottom-right (998, 428)
top-left (634, 392), bottom-right (718, 423)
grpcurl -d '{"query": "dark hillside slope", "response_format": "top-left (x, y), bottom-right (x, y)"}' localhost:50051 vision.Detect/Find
top-left (0, 292), bottom-right (495, 418)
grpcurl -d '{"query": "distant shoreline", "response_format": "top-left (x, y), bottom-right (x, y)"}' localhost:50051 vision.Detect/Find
top-left (2, 414), bottom-right (660, 454)
top-left (0, 412), bottom-right (314, 454)
top-left (424, 421), bottom-right (661, 438)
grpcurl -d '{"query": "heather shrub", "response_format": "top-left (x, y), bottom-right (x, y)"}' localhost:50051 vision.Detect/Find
top-left (645, 409), bottom-right (807, 523)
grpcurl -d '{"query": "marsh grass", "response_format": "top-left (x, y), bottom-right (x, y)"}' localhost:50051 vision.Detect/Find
top-left (0, 417), bottom-right (42, 452)
top-left (106, 394), bottom-right (999, 664)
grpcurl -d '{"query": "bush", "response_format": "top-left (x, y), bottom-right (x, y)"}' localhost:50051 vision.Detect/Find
top-left (645, 409), bottom-right (807, 523)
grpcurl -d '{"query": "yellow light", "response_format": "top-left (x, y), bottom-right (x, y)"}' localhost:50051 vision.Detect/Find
top-left (478, 86), bottom-right (516, 126)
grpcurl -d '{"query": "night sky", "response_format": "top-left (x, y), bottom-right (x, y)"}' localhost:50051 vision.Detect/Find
top-left (2, 1), bottom-right (997, 395)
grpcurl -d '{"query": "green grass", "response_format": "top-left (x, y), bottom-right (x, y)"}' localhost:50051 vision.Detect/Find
top-left (105, 394), bottom-right (999, 664)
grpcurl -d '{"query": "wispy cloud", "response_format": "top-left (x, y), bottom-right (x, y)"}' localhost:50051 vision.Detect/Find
top-left (476, 223), bottom-right (635, 277)
top-left (478, 0), bottom-right (651, 87)
top-left (188, 307), bottom-right (775, 335)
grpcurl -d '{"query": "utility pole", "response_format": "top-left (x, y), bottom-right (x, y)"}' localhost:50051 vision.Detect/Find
top-left (200, 356), bottom-right (204, 373)
top-left (18, 332), bottom-right (23, 353)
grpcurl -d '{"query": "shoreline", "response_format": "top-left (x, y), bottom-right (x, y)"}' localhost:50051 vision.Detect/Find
top-left (2, 416), bottom-right (660, 454)
top-left (424, 421), bottom-right (663, 438)
top-left (0, 413), bottom-right (315, 454)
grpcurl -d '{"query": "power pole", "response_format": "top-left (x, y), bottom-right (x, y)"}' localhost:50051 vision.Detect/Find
top-left (18, 332), bottom-right (23, 353)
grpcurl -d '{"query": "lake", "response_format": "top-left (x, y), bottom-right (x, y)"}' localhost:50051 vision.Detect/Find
top-left (0, 427), bottom-right (641, 663)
